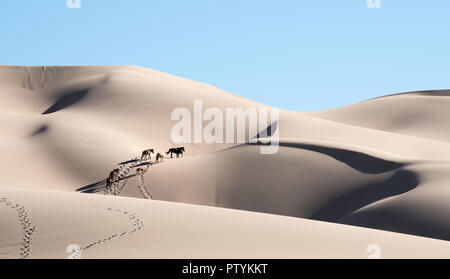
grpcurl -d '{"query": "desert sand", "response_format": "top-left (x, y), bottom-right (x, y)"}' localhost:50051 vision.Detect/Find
top-left (0, 65), bottom-right (449, 258)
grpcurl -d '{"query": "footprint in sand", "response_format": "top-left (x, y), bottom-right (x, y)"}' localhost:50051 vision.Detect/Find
top-left (68, 197), bottom-right (145, 257)
top-left (104, 155), bottom-right (163, 199)
top-left (0, 197), bottom-right (37, 259)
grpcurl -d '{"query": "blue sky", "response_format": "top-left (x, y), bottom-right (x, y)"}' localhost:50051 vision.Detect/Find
top-left (1, 0), bottom-right (450, 110)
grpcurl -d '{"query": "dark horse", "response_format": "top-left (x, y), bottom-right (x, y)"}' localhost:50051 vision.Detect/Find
top-left (109, 169), bottom-right (119, 180)
top-left (141, 149), bottom-right (154, 161)
top-left (166, 147), bottom-right (185, 158)
top-left (155, 153), bottom-right (164, 163)
top-left (106, 177), bottom-right (114, 189)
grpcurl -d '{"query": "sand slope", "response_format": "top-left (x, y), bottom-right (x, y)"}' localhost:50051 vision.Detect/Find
top-left (0, 65), bottom-right (449, 258)
top-left (1, 187), bottom-right (449, 259)
top-left (308, 90), bottom-right (450, 143)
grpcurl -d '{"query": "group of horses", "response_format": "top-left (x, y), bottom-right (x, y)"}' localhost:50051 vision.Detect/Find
top-left (105, 147), bottom-right (185, 189)
top-left (140, 149), bottom-right (162, 162)
top-left (140, 147), bottom-right (185, 161)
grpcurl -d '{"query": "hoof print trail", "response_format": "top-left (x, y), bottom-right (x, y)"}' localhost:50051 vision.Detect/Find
top-left (0, 197), bottom-right (37, 259)
top-left (103, 156), bottom-right (157, 198)
top-left (81, 198), bottom-right (145, 251)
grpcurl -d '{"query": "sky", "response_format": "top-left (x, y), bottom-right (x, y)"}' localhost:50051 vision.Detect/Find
top-left (1, 0), bottom-right (450, 111)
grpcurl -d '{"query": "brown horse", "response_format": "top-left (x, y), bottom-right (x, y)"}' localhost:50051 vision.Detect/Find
top-left (136, 167), bottom-right (144, 175)
top-left (140, 149), bottom-right (154, 161)
top-left (109, 169), bottom-right (119, 180)
top-left (155, 153), bottom-right (164, 163)
top-left (106, 177), bottom-right (114, 188)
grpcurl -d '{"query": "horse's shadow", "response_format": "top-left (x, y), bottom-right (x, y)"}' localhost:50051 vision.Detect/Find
top-left (76, 156), bottom-right (154, 194)
top-left (76, 174), bottom-right (138, 193)
top-left (119, 159), bottom-right (139, 165)
top-left (134, 162), bottom-right (152, 167)
top-left (76, 180), bottom-right (105, 194)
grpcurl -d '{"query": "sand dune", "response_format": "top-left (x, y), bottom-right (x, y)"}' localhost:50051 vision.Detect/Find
top-left (0, 65), bottom-right (449, 258)
top-left (308, 90), bottom-right (450, 143)
top-left (1, 187), bottom-right (449, 259)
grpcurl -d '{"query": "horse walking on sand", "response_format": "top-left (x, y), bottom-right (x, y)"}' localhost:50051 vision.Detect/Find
top-left (155, 153), bottom-right (164, 163)
top-left (106, 177), bottom-right (114, 190)
top-left (166, 147), bottom-right (185, 158)
top-left (136, 167), bottom-right (144, 175)
top-left (140, 149), bottom-right (154, 161)
top-left (109, 169), bottom-right (119, 180)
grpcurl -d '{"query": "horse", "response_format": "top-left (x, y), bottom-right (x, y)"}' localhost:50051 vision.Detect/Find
top-left (106, 177), bottom-right (114, 189)
top-left (109, 169), bottom-right (119, 180)
top-left (155, 153), bottom-right (164, 163)
top-left (140, 149), bottom-right (154, 161)
top-left (136, 167), bottom-right (144, 175)
top-left (175, 147), bottom-right (185, 158)
top-left (166, 147), bottom-right (185, 158)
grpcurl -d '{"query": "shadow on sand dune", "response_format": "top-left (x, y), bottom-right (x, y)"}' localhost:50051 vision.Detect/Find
top-left (251, 141), bottom-right (444, 240)
top-left (76, 180), bottom-right (105, 194)
top-left (274, 142), bottom-right (406, 174)
top-left (246, 141), bottom-right (426, 233)
top-left (253, 121), bottom-right (278, 140)
top-left (76, 174), bottom-right (137, 193)
top-left (42, 89), bottom-right (91, 114)
top-left (28, 124), bottom-right (49, 137)
top-left (119, 159), bottom-right (139, 165)
top-left (340, 200), bottom-right (450, 241)
top-left (134, 162), bottom-right (152, 167)
top-left (310, 170), bottom-right (418, 222)
top-left (250, 120), bottom-right (405, 174)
